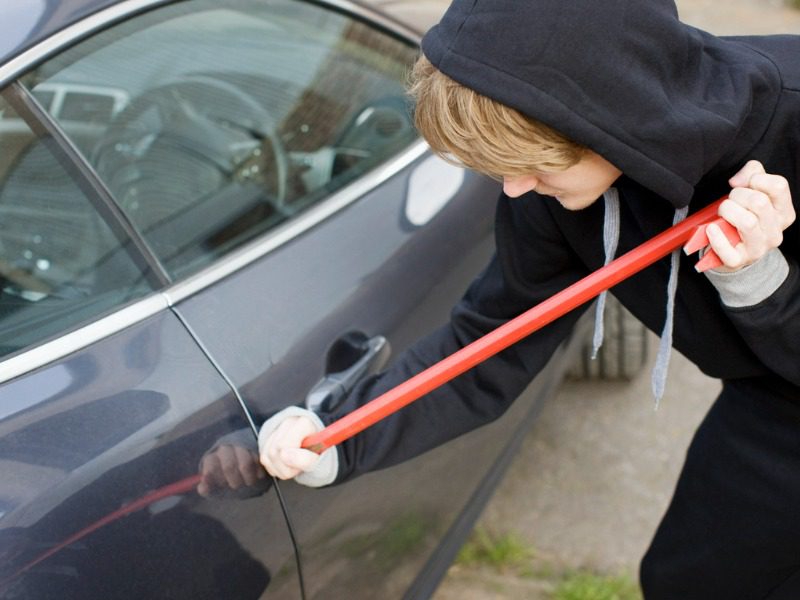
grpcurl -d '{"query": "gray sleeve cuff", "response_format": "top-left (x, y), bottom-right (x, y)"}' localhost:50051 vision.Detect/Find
top-left (257, 406), bottom-right (339, 488)
top-left (704, 247), bottom-right (790, 308)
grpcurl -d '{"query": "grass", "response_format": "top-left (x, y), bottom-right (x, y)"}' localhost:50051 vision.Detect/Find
top-left (455, 528), bottom-right (536, 575)
top-left (552, 571), bottom-right (642, 600)
top-left (452, 527), bottom-right (643, 600)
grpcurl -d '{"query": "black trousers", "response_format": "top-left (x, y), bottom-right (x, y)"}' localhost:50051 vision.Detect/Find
top-left (641, 378), bottom-right (800, 599)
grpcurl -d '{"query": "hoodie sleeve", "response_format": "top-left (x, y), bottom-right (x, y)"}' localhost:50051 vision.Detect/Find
top-left (323, 194), bottom-right (593, 483)
top-left (705, 248), bottom-right (800, 386)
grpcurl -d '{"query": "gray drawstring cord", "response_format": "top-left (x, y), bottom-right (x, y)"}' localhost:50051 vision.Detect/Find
top-left (592, 188), bottom-right (621, 358)
top-left (592, 192), bottom-right (688, 407)
top-left (651, 206), bottom-right (689, 406)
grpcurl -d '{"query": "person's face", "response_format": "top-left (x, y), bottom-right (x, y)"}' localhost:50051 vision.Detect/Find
top-left (502, 152), bottom-right (622, 210)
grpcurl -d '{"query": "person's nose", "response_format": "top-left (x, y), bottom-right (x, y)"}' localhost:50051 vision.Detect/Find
top-left (502, 175), bottom-right (538, 198)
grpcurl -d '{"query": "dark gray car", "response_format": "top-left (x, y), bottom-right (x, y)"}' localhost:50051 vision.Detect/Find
top-left (0, 1), bottom-right (637, 598)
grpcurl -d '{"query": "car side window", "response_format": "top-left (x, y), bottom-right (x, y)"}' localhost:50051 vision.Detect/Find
top-left (0, 93), bottom-right (156, 359)
top-left (24, 0), bottom-right (420, 280)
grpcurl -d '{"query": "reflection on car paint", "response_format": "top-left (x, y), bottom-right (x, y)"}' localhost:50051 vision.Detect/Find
top-left (406, 155), bottom-right (466, 226)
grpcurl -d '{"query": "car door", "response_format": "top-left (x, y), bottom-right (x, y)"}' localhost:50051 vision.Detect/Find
top-left (0, 72), bottom-right (302, 600)
top-left (9, 0), bottom-right (562, 597)
top-left (31, 0), bottom-right (503, 596)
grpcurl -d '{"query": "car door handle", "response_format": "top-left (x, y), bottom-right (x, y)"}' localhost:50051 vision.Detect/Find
top-left (305, 332), bottom-right (391, 413)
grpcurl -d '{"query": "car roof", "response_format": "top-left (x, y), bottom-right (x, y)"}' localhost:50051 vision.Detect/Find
top-left (0, 0), bottom-right (446, 68)
top-left (1, 0), bottom-right (115, 64)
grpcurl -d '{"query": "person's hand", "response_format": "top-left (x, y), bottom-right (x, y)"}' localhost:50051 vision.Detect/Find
top-left (259, 414), bottom-right (322, 480)
top-left (197, 443), bottom-right (266, 497)
top-left (707, 160), bottom-right (796, 272)
top-left (257, 407), bottom-right (338, 487)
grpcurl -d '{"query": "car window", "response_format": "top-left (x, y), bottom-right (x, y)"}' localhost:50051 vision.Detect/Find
top-left (23, 0), bottom-right (420, 280)
top-left (0, 93), bottom-right (156, 359)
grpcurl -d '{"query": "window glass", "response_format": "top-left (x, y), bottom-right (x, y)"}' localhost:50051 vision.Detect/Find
top-left (0, 93), bottom-right (155, 359)
top-left (25, 0), bottom-right (419, 280)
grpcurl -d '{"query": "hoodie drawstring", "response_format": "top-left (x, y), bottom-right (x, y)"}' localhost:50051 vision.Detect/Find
top-left (651, 205), bottom-right (688, 405)
top-left (591, 191), bottom-right (688, 406)
top-left (592, 189), bottom-right (621, 358)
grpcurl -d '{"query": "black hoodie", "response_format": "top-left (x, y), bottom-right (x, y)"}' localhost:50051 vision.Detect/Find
top-left (326, 0), bottom-right (800, 481)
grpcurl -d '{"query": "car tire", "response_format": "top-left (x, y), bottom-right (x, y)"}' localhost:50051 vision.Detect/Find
top-left (569, 295), bottom-right (649, 380)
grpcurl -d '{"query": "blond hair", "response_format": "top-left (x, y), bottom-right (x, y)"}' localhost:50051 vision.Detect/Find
top-left (408, 55), bottom-right (586, 178)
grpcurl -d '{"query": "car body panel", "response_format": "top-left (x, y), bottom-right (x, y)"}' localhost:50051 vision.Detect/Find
top-left (0, 310), bottom-right (301, 599)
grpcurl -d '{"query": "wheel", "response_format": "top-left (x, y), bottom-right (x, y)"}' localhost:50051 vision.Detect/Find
top-left (568, 295), bottom-right (649, 380)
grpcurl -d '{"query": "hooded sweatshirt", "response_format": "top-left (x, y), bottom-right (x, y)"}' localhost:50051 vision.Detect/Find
top-left (324, 0), bottom-right (800, 482)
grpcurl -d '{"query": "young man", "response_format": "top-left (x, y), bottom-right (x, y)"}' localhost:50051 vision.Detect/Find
top-left (259, 1), bottom-right (799, 596)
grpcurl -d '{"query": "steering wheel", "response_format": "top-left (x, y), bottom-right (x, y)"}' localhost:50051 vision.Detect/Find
top-left (93, 75), bottom-right (290, 218)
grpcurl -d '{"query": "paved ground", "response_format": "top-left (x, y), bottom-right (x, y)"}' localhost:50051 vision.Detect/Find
top-left (433, 1), bottom-right (800, 598)
top-left (433, 338), bottom-right (720, 599)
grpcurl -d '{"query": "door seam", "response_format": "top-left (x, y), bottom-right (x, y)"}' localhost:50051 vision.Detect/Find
top-left (170, 304), bottom-right (307, 600)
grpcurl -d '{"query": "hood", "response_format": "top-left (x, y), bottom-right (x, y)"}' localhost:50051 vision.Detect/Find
top-left (421, 0), bottom-right (780, 208)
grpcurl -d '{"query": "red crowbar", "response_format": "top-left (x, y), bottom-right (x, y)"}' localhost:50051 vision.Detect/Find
top-left (302, 197), bottom-right (740, 454)
top-left (684, 217), bottom-right (741, 272)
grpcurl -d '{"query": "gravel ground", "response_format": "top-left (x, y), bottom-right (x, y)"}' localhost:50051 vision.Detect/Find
top-left (433, 2), bottom-right (800, 598)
